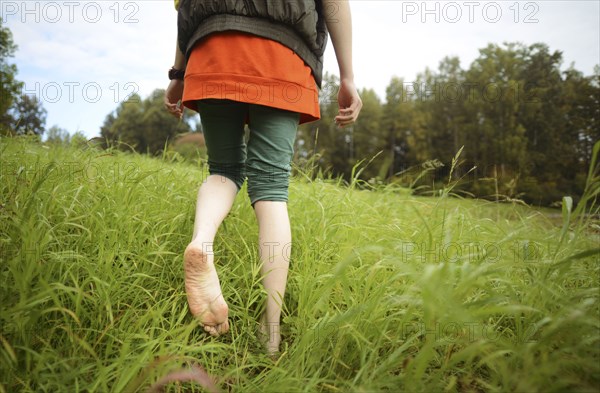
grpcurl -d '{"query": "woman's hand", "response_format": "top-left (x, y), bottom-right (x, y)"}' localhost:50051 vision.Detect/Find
top-left (322, 0), bottom-right (360, 127)
top-left (335, 78), bottom-right (362, 128)
top-left (164, 79), bottom-right (184, 119)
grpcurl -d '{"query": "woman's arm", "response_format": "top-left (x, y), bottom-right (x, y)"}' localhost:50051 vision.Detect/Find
top-left (164, 37), bottom-right (186, 119)
top-left (322, 0), bottom-right (362, 127)
top-left (173, 37), bottom-right (186, 70)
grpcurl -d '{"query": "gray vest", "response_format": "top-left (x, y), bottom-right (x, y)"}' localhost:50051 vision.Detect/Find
top-left (177, 0), bottom-right (328, 87)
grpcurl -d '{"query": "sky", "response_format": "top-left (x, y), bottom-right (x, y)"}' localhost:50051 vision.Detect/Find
top-left (3, 0), bottom-right (599, 139)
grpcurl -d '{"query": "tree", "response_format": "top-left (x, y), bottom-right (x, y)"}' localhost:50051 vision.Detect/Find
top-left (351, 88), bottom-right (383, 180)
top-left (9, 94), bottom-right (47, 136)
top-left (382, 76), bottom-right (421, 179)
top-left (295, 72), bottom-right (344, 177)
top-left (100, 89), bottom-right (193, 154)
top-left (419, 57), bottom-right (468, 169)
top-left (315, 73), bottom-right (354, 178)
top-left (104, 93), bottom-right (145, 150)
top-left (46, 125), bottom-right (70, 144)
top-left (0, 20), bottom-right (24, 133)
top-left (70, 131), bottom-right (88, 148)
top-left (560, 66), bottom-right (600, 195)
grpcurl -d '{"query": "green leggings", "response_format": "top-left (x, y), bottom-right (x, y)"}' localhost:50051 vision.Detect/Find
top-left (197, 99), bottom-right (300, 205)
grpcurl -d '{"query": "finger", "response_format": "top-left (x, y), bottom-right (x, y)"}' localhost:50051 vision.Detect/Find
top-left (334, 118), bottom-right (354, 127)
top-left (164, 102), bottom-right (183, 117)
top-left (167, 110), bottom-right (182, 119)
top-left (336, 110), bottom-right (354, 118)
top-left (335, 113), bottom-right (355, 123)
top-left (338, 107), bottom-right (356, 117)
top-left (166, 105), bottom-right (181, 113)
top-left (335, 115), bottom-right (357, 127)
top-left (336, 120), bottom-right (355, 128)
top-left (165, 105), bottom-right (177, 114)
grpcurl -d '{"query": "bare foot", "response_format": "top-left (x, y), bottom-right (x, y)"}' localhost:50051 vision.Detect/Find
top-left (258, 312), bottom-right (281, 357)
top-left (184, 243), bottom-right (229, 336)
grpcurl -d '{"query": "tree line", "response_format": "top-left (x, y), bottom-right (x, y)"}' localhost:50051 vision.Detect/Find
top-left (297, 42), bottom-right (599, 206)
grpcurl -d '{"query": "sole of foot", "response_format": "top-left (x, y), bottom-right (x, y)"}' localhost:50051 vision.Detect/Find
top-left (184, 243), bottom-right (230, 336)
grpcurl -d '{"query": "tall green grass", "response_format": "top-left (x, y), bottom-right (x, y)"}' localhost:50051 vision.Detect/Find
top-left (1, 136), bottom-right (598, 392)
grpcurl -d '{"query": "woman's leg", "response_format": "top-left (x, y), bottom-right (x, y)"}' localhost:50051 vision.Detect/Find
top-left (254, 200), bottom-right (292, 354)
top-left (185, 100), bottom-right (247, 336)
top-left (246, 104), bottom-right (299, 354)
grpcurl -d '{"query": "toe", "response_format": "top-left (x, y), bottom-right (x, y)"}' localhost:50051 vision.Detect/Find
top-left (204, 325), bottom-right (217, 336)
top-left (222, 320), bottom-right (230, 334)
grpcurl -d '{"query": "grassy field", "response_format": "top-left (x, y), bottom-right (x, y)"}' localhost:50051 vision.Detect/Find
top-left (1, 136), bottom-right (598, 392)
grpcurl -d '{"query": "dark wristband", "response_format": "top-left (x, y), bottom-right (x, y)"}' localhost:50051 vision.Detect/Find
top-left (168, 67), bottom-right (185, 80)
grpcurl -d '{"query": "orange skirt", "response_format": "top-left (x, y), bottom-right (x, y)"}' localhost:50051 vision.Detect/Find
top-left (182, 31), bottom-right (320, 125)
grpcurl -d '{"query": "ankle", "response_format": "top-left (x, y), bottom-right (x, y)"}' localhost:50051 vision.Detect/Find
top-left (188, 239), bottom-right (214, 253)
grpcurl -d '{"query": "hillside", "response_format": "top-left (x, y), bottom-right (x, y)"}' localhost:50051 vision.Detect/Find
top-left (1, 137), bottom-right (598, 392)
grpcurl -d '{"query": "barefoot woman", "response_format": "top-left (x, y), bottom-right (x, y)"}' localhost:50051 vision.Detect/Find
top-left (164, 0), bottom-right (361, 354)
